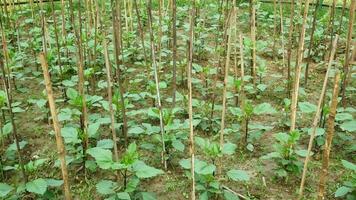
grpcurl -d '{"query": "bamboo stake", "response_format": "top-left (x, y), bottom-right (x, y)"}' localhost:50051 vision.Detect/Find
top-left (279, 0), bottom-right (285, 71)
top-left (341, 0), bottom-right (356, 108)
top-left (187, 1), bottom-right (196, 199)
top-left (304, 0), bottom-right (322, 87)
top-left (68, 0), bottom-right (89, 163)
top-left (286, 0), bottom-right (295, 97)
top-left (172, 0), bottom-right (177, 108)
top-left (298, 35), bottom-right (339, 200)
top-left (250, 0), bottom-right (256, 86)
top-left (50, 0), bottom-right (63, 75)
top-left (133, 0), bottom-right (148, 70)
top-left (337, 0), bottom-right (347, 35)
top-left (289, 0), bottom-right (311, 132)
top-left (272, 0), bottom-right (277, 60)
top-left (317, 72), bottom-right (340, 200)
top-left (111, 0), bottom-right (128, 147)
top-left (147, 0), bottom-right (167, 170)
top-left (39, 53), bottom-right (72, 200)
top-left (220, 3), bottom-right (236, 159)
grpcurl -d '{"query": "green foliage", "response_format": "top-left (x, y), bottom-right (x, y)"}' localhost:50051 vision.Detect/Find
top-left (261, 131), bottom-right (304, 178)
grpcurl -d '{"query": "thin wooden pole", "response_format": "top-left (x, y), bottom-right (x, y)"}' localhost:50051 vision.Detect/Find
top-left (187, 1), bottom-right (196, 199)
top-left (341, 0), bottom-right (356, 108)
top-left (286, 0), bottom-right (294, 97)
top-left (250, 0), bottom-right (256, 86)
top-left (298, 35), bottom-right (339, 200)
top-left (289, 0), bottom-right (311, 132)
top-left (39, 53), bottom-right (72, 200)
top-left (317, 72), bottom-right (340, 200)
top-left (304, 0), bottom-right (322, 87)
top-left (147, 0), bottom-right (167, 170)
top-left (111, 0), bottom-right (128, 147)
top-left (172, 0), bottom-right (177, 108)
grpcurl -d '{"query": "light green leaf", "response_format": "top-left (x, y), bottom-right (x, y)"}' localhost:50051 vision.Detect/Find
top-left (298, 102), bottom-right (317, 113)
top-left (172, 140), bottom-right (185, 152)
top-left (223, 190), bottom-right (239, 200)
top-left (25, 178), bottom-right (48, 195)
top-left (335, 113), bottom-right (353, 121)
top-left (66, 88), bottom-right (78, 99)
top-left (2, 123), bottom-right (12, 136)
top-left (132, 161), bottom-right (163, 178)
top-left (96, 180), bottom-right (117, 195)
top-left (295, 150), bottom-right (312, 157)
top-left (222, 142), bottom-right (237, 155)
top-left (141, 192), bottom-right (156, 200)
top-left (87, 147), bottom-right (113, 169)
top-left (227, 169), bottom-right (250, 181)
top-left (61, 127), bottom-right (81, 144)
top-left (341, 160), bottom-right (356, 171)
top-left (97, 139), bottom-right (114, 149)
top-left (45, 179), bottom-right (63, 187)
top-left (88, 122), bottom-right (101, 138)
top-left (195, 159), bottom-right (216, 175)
top-left (0, 183), bottom-right (13, 197)
top-left (128, 126), bottom-right (145, 136)
top-left (116, 192), bottom-right (131, 200)
top-left (340, 120), bottom-right (356, 132)
top-left (253, 103), bottom-right (276, 115)
top-left (335, 186), bottom-right (352, 197)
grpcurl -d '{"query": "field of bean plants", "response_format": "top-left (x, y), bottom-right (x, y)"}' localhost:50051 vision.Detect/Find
top-left (0, 0), bottom-right (355, 199)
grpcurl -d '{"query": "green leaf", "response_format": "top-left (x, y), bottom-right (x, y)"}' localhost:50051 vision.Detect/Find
top-left (97, 139), bottom-right (114, 149)
top-left (125, 177), bottom-right (139, 193)
top-left (66, 88), bottom-right (78, 99)
top-left (25, 178), bottom-right (48, 195)
top-left (222, 142), bottom-right (237, 155)
top-left (257, 84), bottom-right (267, 92)
top-left (2, 123), bottom-right (12, 136)
top-left (307, 128), bottom-right (325, 137)
top-left (45, 179), bottom-right (63, 187)
top-left (132, 161), bottom-right (163, 178)
top-left (335, 186), bottom-right (352, 197)
top-left (87, 147), bottom-right (113, 169)
top-left (341, 160), bottom-right (356, 171)
top-left (128, 126), bottom-right (145, 136)
top-left (223, 190), bottom-right (239, 200)
top-left (274, 132), bottom-right (289, 143)
top-left (335, 113), bottom-right (353, 121)
top-left (172, 140), bottom-right (185, 152)
top-left (88, 122), bottom-right (101, 138)
top-left (340, 120), bottom-right (356, 132)
top-left (295, 150), bottom-right (311, 157)
top-left (253, 103), bottom-right (276, 115)
top-left (141, 192), bottom-right (157, 200)
top-left (116, 192), bottom-right (131, 200)
top-left (199, 191), bottom-right (209, 200)
top-left (298, 102), bottom-right (317, 113)
top-left (194, 159), bottom-right (216, 175)
top-left (227, 169), bottom-right (250, 181)
top-left (0, 183), bottom-right (13, 197)
top-left (61, 127), bottom-right (81, 144)
top-left (96, 180), bottom-right (117, 195)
